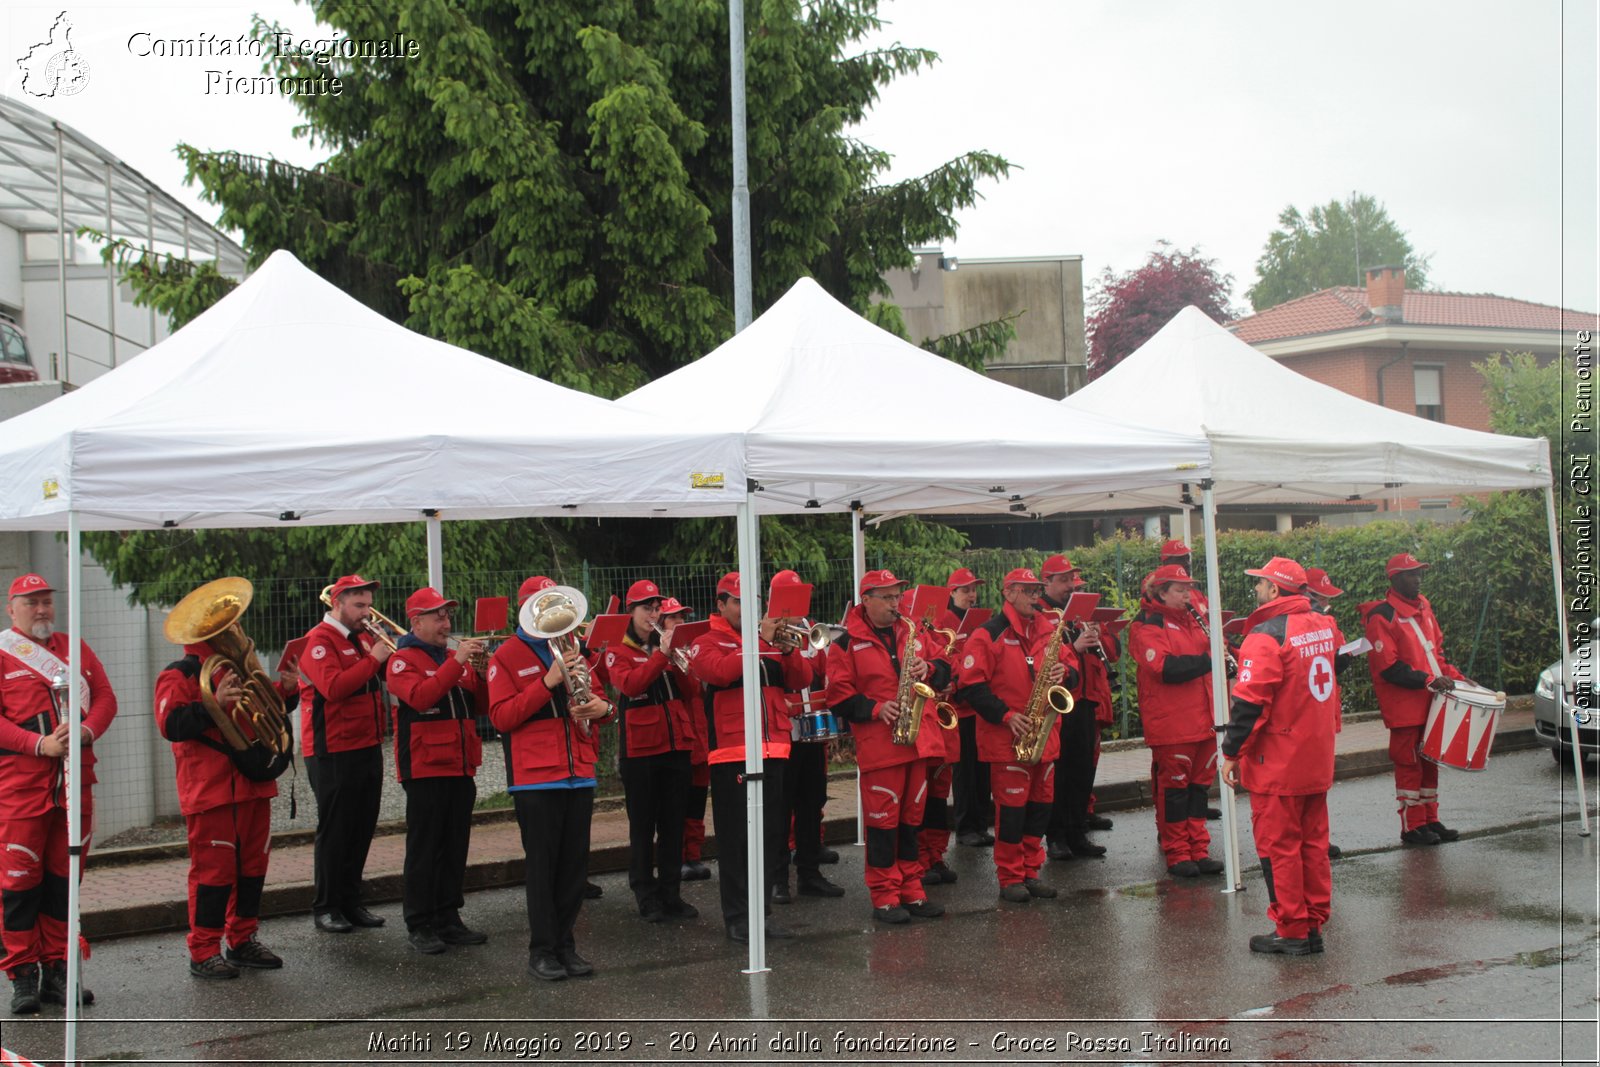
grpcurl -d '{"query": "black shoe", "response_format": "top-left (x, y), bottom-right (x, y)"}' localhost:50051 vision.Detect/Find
top-left (873, 904), bottom-right (911, 925)
top-left (1205, 806), bottom-right (1223, 820)
top-left (1401, 826), bottom-right (1441, 846)
top-left (583, 880), bottom-right (604, 899)
top-left (1167, 860), bottom-right (1201, 878)
top-left (527, 953), bottom-right (567, 981)
top-left (1022, 877), bottom-right (1057, 899)
top-left (189, 954), bottom-right (241, 980)
top-left (344, 905), bottom-right (386, 928)
top-left (957, 830), bottom-right (986, 847)
top-left (557, 949), bottom-right (593, 977)
top-left (817, 847), bottom-right (840, 865)
top-left (436, 916), bottom-right (488, 946)
top-left (764, 920), bottom-right (796, 939)
top-left (313, 911), bottom-right (353, 934)
top-left (1307, 926), bottom-right (1325, 954)
top-left (407, 926), bottom-right (447, 955)
top-left (1066, 834), bottom-right (1107, 858)
top-left (998, 883), bottom-right (1031, 904)
top-left (1250, 931), bottom-right (1312, 956)
top-left (770, 882), bottom-right (792, 905)
top-left (1194, 857), bottom-right (1225, 875)
top-left (927, 861), bottom-right (957, 885)
top-left (680, 861), bottom-right (712, 881)
top-left (40, 958), bottom-right (95, 1005)
top-left (726, 921), bottom-right (749, 943)
top-left (1046, 839), bottom-right (1074, 861)
top-left (640, 900), bottom-right (665, 923)
top-left (903, 898), bottom-right (944, 920)
top-left (1425, 821), bottom-right (1460, 842)
top-left (661, 897), bottom-right (700, 920)
top-left (9, 963), bottom-right (41, 1014)
top-left (1327, 843), bottom-right (1343, 859)
top-left (797, 873), bottom-right (845, 898)
top-left (223, 936), bottom-right (283, 969)
top-left (1085, 813), bottom-right (1114, 831)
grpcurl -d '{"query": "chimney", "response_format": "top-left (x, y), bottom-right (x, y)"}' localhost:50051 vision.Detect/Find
top-left (1366, 265), bottom-right (1406, 322)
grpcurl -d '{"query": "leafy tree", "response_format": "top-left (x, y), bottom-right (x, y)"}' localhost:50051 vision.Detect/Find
top-left (1247, 192), bottom-right (1433, 311)
top-left (89, 0), bottom-right (1013, 604)
top-left (1085, 242), bottom-right (1233, 381)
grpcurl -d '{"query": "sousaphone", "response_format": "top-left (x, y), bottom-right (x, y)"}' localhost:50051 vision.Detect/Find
top-left (164, 577), bottom-right (292, 757)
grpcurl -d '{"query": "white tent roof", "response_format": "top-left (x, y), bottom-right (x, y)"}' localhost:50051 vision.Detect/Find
top-left (618, 278), bottom-right (1210, 515)
top-left (1051, 306), bottom-right (1550, 510)
top-left (0, 250), bottom-right (745, 529)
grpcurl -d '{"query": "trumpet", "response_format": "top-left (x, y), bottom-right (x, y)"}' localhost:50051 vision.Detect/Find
top-left (650, 622), bottom-right (692, 671)
top-left (775, 620), bottom-right (847, 651)
top-left (450, 633), bottom-right (502, 674)
top-left (319, 583), bottom-right (403, 652)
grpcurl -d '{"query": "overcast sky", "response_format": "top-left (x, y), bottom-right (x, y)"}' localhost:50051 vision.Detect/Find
top-left (5, 0), bottom-right (1595, 315)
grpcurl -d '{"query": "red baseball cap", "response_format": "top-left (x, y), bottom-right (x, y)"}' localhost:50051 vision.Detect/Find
top-left (769, 569), bottom-right (804, 593)
top-left (327, 574), bottom-right (379, 600)
top-left (1386, 553), bottom-right (1430, 577)
top-left (1160, 540), bottom-right (1192, 559)
top-left (1147, 564), bottom-right (1200, 588)
top-left (405, 587), bottom-right (459, 619)
top-left (946, 567), bottom-right (985, 588)
top-left (626, 579), bottom-right (663, 606)
top-left (8, 573), bottom-right (55, 598)
top-left (860, 569), bottom-right (908, 596)
top-left (1002, 567), bottom-right (1043, 587)
top-left (1041, 554), bottom-right (1079, 577)
top-left (518, 575), bottom-right (555, 605)
top-left (716, 572), bottom-right (741, 598)
top-left (659, 596), bottom-right (691, 617)
top-left (1304, 568), bottom-right (1344, 598)
top-left (1245, 557), bottom-right (1307, 593)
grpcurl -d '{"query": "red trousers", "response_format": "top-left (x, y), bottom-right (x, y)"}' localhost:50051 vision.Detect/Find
top-left (989, 761), bottom-right (1055, 886)
top-left (1249, 791), bottom-right (1331, 940)
top-left (0, 796), bottom-right (93, 976)
top-left (1150, 741), bottom-right (1216, 863)
top-left (1389, 726), bottom-right (1439, 831)
top-left (185, 798), bottom-right (272, 962)
top-left (859, 759), bottom-right (935, 908)
top-left (683, 759), bottom-right (710, 861)
top-left (916, 762), bottom-right (954, 873)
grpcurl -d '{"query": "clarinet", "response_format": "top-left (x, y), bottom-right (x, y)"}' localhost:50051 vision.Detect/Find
top-left (1069, 621), bottom-right (1111, 666)
top-left (1187, 605), bottom-right (1238, 676)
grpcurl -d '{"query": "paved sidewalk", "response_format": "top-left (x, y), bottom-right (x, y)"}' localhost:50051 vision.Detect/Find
top-left (77, 706), bottom-right (1536, 939)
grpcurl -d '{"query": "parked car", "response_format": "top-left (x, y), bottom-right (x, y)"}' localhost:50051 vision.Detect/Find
top-left (0, 317), bottom-right (39, 383)
top-left (1532, 631), bottom-right (1599, 764)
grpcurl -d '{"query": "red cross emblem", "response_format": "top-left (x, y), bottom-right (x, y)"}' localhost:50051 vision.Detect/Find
top-left (1309, 655), bottom-right (1335, 702)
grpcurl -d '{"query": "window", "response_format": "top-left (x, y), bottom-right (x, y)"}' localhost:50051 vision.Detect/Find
top-left (1414, 365), bottom-right (1443, 421)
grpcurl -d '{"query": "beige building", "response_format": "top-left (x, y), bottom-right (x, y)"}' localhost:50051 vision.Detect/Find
top-left (881, 248), bottom-right (1086, 398)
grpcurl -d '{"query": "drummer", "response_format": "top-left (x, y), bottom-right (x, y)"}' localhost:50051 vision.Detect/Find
top-left (1362, 553), bottom-right (1472, 847)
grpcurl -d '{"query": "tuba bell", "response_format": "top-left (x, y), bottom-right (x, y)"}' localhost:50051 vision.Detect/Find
top-left (164, 577), bottom-right (291, 756)
top-left (518, 586), bottom-right (596, 732)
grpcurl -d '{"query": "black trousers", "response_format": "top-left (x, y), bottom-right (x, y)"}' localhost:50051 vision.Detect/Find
top-left (401, 775), bottom-right (475, 930)
top-left (512, 787), bottom-right (594, 959)
top-left (952, 716), bottom-right (993, 835)
top-left (618, 750), bottom-right (692, 910)
top-left (1048, 699), bottom-right (1101, 840)
top-left (709, 757), bottom-right (787, 927)
top-left (778, 742), bottom-right (828, 878)
top-left (305, 745), bottom-right (383, 916)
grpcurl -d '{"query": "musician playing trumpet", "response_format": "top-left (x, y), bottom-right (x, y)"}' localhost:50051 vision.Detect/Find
top-left (300, 574), bottom-right (392, 934)
top-left (825, 570), bottom-right (949, 924)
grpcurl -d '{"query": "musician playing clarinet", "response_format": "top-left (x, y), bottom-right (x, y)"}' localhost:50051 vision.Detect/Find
top-left (1038, 554), bottom-right (1112, 863)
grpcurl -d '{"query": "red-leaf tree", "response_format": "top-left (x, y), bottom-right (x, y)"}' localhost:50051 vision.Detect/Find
top-left (1086, 242), bottom-right (1234, 381)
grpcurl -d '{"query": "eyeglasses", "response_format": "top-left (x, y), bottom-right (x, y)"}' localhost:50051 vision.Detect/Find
top-left (634, 599), bottom-right (664, 610)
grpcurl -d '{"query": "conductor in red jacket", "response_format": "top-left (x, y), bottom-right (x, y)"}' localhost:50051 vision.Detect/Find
top-left (386, 588), bottom-right (489, 955)
top-left (1221, 556), bottom-right (1343, 956)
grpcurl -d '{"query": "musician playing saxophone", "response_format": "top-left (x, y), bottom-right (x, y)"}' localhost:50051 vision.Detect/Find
top-left (824, 571), bottom-right (948, 924)
top-left (952, 568), bottom-right (1077, 905)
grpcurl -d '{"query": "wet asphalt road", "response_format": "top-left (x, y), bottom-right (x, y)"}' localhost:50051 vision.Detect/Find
top-left (6, 746), bottom-right (1597, 1066)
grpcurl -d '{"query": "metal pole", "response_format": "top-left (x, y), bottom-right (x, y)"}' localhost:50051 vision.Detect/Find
top-left (735, 498), bottom-right (767, 972)
top-left (850, 506), bottom-right (866, 846)
top-left (146, 190), bottom-right (156, 342)
top-left (1200, 483), bottom-right (1243, 890)
top-left (425, 513), bottom-right (445, 595)
top-left (729, 0), bottom-right (753, 331)
top-left (55, 125), bottom-right (68, 385)
top-left (105, 163), bottom-right (117, 368)
top-left (1545, 485), bottom-right (1588, 834)
top-left (65, 511), bottom-right (83, 1060)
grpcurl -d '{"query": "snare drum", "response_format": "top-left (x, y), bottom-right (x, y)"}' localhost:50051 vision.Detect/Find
top-left (1421, 684), bottom-right (1506, 771)
top-left (792, 709), bottom-right (841, 743)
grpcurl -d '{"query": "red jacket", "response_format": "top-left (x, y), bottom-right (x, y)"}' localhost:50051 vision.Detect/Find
top-left (488, 634), bottom-right (604, 785)
top-left (1221, 596), bottom-right (1344, 795)
top-left (386, 638), bottom-right (485, 781)
top-left (686, 615), bottom-right (809, 764)
top-left (1129, 596), bottom-right (1215, 747)
top-left (0, 630), bottom-right (117, 818)
top-left (298, 617), bottom-right (386, 757)
top-left (1364, 590), bottom-right (1464, 728)
top-left (154, 646), bottom-right (287, 814)
top-left (604, 630), bottom-right (696, 759)
top-left (953, 604), bottom-right (1079, 764)
top-left (823, 605), bottom-right (951, 771)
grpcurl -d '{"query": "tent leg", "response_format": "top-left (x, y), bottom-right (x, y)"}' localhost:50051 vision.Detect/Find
top-left (66, 512), bottom-right (83, 1059)
top-left (425, 512), bottom-right (445, 595)
top-left (851, 507), bottom-right (866, 847)
top-left (1546, 487), bottom-right (1588, 835)
top-left (1199, 485), bottom-right (1243, 892)
top-left (735, 499), bottom-right (768, 973)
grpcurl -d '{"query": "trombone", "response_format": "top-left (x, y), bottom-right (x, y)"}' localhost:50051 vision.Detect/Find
top-left (319, 583), bottom-right (404, 652)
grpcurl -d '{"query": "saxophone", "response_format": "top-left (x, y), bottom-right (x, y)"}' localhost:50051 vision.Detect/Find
top-left (1014, 610), bottom-right (1075, 764)
top-left (890, 613), bottom-right (938, 747)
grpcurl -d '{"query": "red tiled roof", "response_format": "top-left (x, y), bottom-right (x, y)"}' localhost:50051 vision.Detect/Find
top-left (1229, 287), bottom-right (1598, 344)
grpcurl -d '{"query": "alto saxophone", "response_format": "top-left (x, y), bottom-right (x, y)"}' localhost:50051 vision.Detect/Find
top-left (890, 613), bottom-right (937, 747)
top-left (1014, 610), bottom-right (1075, 765)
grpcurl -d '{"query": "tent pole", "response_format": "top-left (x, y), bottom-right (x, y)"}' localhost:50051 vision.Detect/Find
top-left (65, 511), bottom-right (83, 1059)
top-left (735, 497), bottom-right (768, 971)
top-left (851, 505), bottom-right (866, 846)
top-left (425, 511), bottom-right (444, 595)
top-left (1199, 483), bottom-right (1242, 891)
top-left (729, 0), bottom-right (752, 331)
top-left (1545, 485), bottom-right (1588, 834)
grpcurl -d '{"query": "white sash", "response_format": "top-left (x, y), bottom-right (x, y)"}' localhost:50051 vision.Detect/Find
top-left (0, 629), bottom-right (91, 713)
top-left (1400, 615), bottom-right (1447, 721)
